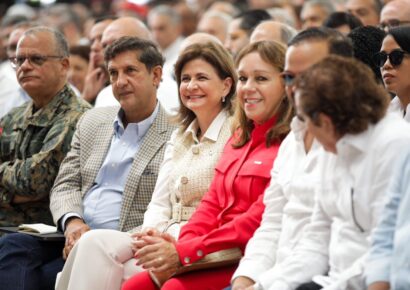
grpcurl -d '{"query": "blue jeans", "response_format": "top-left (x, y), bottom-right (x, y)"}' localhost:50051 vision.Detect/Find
top-left (0, 233), bottom-right (64, 290)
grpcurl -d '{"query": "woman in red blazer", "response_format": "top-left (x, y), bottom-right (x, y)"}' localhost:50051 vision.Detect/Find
top-left (122, 40), bottom-right (293, 290)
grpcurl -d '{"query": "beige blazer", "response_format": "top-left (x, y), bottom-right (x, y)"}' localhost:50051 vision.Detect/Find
top-left (50, 105), bottom-right (175, 231)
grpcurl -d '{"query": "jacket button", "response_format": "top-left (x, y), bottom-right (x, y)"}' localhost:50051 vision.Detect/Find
top-left (192, 147), bottom-right (199, 154)
top-left (184, 257), bottom-right (191, 264)
top-left (181, 176), bottom-right (188, 184)
top-left (196, 250), bottom-right (203, 257)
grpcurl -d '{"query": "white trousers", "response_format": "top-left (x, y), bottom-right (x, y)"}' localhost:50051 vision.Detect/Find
top-left (55, 229), bottom-right (143, 290)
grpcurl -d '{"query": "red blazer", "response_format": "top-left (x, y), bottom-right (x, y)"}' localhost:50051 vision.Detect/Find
top-left (176, 116), bottom-right (282, 266)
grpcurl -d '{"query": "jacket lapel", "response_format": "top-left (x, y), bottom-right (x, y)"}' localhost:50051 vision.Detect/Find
top-left (82, 117), bottom-right (115, 195)
top-left (118, 106), bottom-right (170, 230)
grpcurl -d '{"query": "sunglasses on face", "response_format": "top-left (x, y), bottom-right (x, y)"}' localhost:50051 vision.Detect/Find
top-left (9, 54), bottom-right (63, 69)
top-left (280, 72), bottom-right (296, 86)
top-left (373, 49), bottom-right (409, 68)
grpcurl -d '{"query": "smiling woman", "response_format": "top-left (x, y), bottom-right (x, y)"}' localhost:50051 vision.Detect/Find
top-left (234, 40), bottom-right (294, 148)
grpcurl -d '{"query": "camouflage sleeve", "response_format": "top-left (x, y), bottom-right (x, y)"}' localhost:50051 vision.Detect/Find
top-left (0, 112), bottom-right (83, 201)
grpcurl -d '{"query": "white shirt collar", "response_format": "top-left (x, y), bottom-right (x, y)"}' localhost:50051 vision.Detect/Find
top-left (163, 37), bottom-right (184, 62)
top-left (388, 96), bottom-right (410, 122)
top-left (335, 123), bottom-right (373, 161)
top-left (113, 102), bottom-right (159, 138)
top-left (290, 116), bottom-right (307, 141)
top-left (184, 110), bottom-right (230, 143)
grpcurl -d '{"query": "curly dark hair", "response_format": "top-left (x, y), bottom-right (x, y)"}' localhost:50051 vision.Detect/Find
top-left (295, 55), bottom-right (389, 135)
top-left (348, 25), bottom-right (386, 83)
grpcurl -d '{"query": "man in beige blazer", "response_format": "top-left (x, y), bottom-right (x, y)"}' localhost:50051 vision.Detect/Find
top-left (0, 36), bottom-right (175, 290)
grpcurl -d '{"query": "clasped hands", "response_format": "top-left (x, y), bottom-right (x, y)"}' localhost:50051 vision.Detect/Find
top-left (132, 228), bottom-right (181, 286)
top-left (63, 218), bottom-right (90, 260)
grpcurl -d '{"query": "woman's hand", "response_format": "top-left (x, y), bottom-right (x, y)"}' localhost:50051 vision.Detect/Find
top-left (131, 228), bottom-right (161, 253)
top-left (134, 233), bottom-right (181, 273)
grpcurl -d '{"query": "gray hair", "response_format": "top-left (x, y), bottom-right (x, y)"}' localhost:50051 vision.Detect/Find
top-left (201, 11), bottom-right (233, 26)
top-left (280, 23), bottom-right (298, 44)
top-left (148, 5), bottom-right (181, 25)
top-left (22, 26), bottom-right (69, 57)
top-left (303, 0), bottom-right (336, 15)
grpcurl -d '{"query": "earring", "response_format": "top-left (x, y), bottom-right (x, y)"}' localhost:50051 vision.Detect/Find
top-left (222, 96), bottom-right (226, 103)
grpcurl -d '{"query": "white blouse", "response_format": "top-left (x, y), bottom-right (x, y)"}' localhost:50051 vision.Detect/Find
top-left (388, 96), bottom-right (410, 122)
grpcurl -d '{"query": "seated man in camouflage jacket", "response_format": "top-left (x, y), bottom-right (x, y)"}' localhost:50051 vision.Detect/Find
top-left (0, 27), bottom-right (90, 289)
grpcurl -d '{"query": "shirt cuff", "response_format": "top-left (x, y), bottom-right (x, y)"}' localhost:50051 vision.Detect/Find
top-left (60, 213), bottom-right (82, 232)
top-left (365, 258), bottom-right (391, 286)
top-left (232, 260), bottom-right (269, 285)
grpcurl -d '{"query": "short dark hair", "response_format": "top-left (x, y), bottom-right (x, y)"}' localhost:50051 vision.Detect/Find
top-left (104, 36), bottom-right (165, 71)
top-left (323, 11), bottom-right (363, 30)
top-left (288, 27), bottom-right (354, 57)
top-left (295, 55), bottom-right (389, 135)
top-left (388, 25), bottom-right (410, 54)
top-left (174, 41), bottom-right (237, 131)
top-left (94, 15), bottom-right (118, 24)
top-left (237, 9), bottom-right (272, 36)
top-left (69, 45), bottom-right (90, 62)
top-left (348, 25), bottom-right (386, 83)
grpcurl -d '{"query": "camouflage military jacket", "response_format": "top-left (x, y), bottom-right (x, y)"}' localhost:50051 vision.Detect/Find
top-left (0, 84), bottom-right (90, 226)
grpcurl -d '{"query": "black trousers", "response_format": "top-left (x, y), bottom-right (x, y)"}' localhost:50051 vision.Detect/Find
top-left (296, 281), bottom-right (323, 290)
top-left (0, 233), bottom-right (65, 290)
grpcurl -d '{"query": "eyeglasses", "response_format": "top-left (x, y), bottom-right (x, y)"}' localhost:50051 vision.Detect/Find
top-left (9, 54), bottom-right (63, 69)
top-left (379, 20), bottom-right (410, 30)
top-left (373, 49), bottom-right (409, 68)
top-left (280, 72), bottom-right (296, 86)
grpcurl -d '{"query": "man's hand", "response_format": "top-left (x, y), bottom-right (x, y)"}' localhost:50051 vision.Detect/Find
top-left (368, 282), bottom-right (390, 290)
top-left (232, 276), bottom-right (255, 290)
top-left (81, 67), bottom-right (108, 103)
top-left (63, 218), bottom-right (90, 259)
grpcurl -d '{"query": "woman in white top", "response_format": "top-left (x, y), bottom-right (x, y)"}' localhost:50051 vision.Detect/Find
top-left (253, 56), bottom-right (410, 290)
top-left (55, 41), bottom-right (237, 290)
top-left (374, 25), bottom-right (410, 121)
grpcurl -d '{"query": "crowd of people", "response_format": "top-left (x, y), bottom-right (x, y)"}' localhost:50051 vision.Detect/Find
top-left (0, 0), bottom-right (410, 290)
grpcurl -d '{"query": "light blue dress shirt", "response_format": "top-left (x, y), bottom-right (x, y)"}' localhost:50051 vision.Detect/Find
top-left (82, 104), bottom-right (159, 230)
top-left (366, 148), bottom-right (410, 289)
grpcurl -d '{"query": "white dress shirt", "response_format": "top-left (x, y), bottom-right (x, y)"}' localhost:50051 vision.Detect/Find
top-left (388, 96), bottom-right (410, 122)
top-left (94, 85), bottom-right (120, 108)
top-left (265, 113), bottom-right (410, 290)
top-left (156, 37), bottom-right (184, 115)
top-left (232, 117), bottom-right (322, 289)
top-left (94, 82), bottom-right (179, 115)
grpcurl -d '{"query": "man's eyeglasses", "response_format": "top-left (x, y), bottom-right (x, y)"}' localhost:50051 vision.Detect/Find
top-left (280, 72), bottom-right (296, 86)
top-left (379, 19), bottom-right (410, 31)
top-left (9, 54), bottom-right (63, 69)
top-left (373, 49), bottom-right (410, 68)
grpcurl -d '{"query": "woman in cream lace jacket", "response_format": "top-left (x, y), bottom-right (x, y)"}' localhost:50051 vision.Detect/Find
top-left (55, 41), bottom-right (237, 290)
